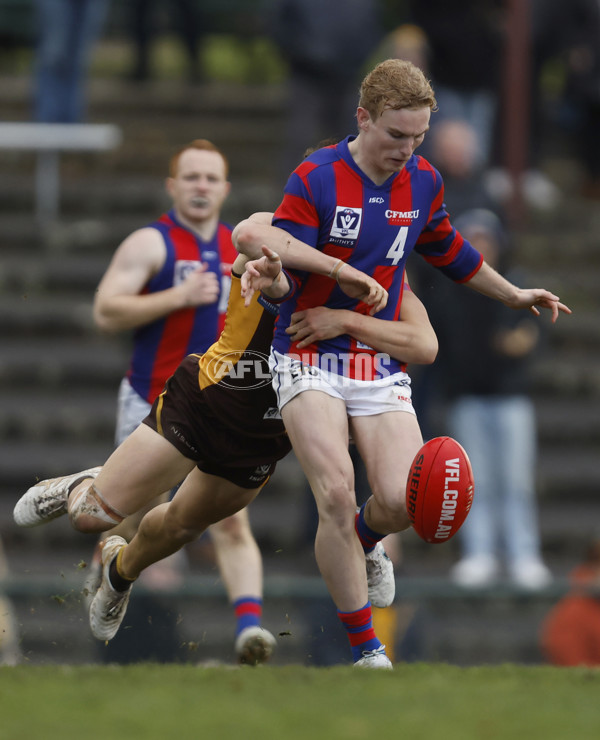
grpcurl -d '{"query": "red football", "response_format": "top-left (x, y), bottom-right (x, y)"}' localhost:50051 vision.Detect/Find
top-left (406, 436), bottom-right (474, 544)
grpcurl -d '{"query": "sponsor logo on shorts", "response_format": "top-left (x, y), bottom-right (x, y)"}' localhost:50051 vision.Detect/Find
top-left (263, 407), bottom-right (282, 420)
top-left (289, 360), bottom-right (319, 383)
top-left (249, 464), bottom-right (272, 482)
top-left (169, 425), bottom-right (199, 455)
top-left (206, 350), bottom-right (272, 389)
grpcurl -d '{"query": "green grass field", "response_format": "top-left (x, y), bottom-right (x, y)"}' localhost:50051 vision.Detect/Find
top-left (1, 663), bottom-right (599, 740)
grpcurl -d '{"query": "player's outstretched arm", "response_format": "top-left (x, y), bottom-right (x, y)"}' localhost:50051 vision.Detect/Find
top-left (465, 261), bottom-right (572, 323)
top-left (239, 247), bottom-right (291, 304)
top-left (233, 217), bottom-right (388, 315)
top-left (286, 288), bottom-right (438, 365)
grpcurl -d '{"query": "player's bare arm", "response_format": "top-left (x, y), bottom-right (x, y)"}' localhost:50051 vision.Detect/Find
top-left (242, 248), bottom-right (387, 314)
top-left (466, 261), bottom-right (572, 323)
top-left (94, 228), bottom-right (220, 332)
top-left (287, 289), bottom-right (438, 365)
top-left (233, 219), bottom-right (388, 315)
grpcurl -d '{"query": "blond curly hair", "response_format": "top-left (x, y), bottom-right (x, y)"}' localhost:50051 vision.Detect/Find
top-left (359, 59), bottom-right (437, 120)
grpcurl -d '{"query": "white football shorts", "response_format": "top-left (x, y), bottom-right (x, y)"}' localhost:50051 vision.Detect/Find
top-left (269, 349), bottom-right (415, 417)
top-left (115, 377), bottom-right (152, 445)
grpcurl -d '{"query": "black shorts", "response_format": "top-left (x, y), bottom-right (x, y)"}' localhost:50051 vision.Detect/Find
top-left (143, 355), bottom-right (291, 490)
top-left (195, 459), bottom-right (277, 489)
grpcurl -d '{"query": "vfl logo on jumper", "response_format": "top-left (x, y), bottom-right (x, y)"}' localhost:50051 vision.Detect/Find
top-left (174, 259), bottom-right (204, 285)
top-left (330, 206), bottom-right (362, 243)
top-left (206, 350), bottom-right (272, 389)
top-left (435, 458), bottom-right (462, 540)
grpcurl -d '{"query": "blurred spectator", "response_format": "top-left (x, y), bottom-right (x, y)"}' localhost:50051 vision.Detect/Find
top-left (384, 23), bottom-right (430, 74)
top-left (531, 0), bottom-right (600, 200)
top-left (408, 118), bottom-right (503, 438)
top-left (489, 0), bottom-right (600, 211)
top-left (429, 118), bottom-right (501, 214)
top-left (408, 0), bottom-right (504, 167)
top-left (409, 118), bottom-right (551, 589)
top-left (541, 536), bottom-right (600, 666)
top-left (33, 0), bottom-right (109, 122)
top-left (128, 0), bottom-right (204, 82)
top-left (269, 0), bottom-right (383, 178)
top-left (413, 208), bottom-right (552, 590)
top-left (447, 211), bottom-right (551, 590)
top-left (566, 0), bottom-right (600, 199)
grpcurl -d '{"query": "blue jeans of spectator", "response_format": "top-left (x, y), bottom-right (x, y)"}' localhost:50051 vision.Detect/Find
top-left (448, 394), bottom-right (543, 567)
top-left (34, 0), bottom-right (108, 122)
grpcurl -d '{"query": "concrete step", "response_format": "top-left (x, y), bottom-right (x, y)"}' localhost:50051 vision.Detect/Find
top-left (0, 295), bottom-right (96, 336)
top-left (0, 251), bottom-right (112, 293)
top-left (0, 212), bottom-right (141, 253)
top-left (516, 203), bottom-right (600, 266)
top-left (531, 350), bottom-right (600, 397)
top-left (0, 175), bottom-right (280, 241)
top-left (0, 439), bottom-right (114, 488)
top-left (0, 172), bottom-right (168, 219)
top-left (0, 388), bottom-right (117, 441)
top-left (535, 397), bottom-right (600, 444)
top-left (0, 75), bottom-right (286, 120)
top-left (0, 337), bottom-right (128, 389)
top-left (547, 312), bottom-right (600, 349)
top-left (0, 78), bottom-right (287, 180)
top-left (537, 445), bottom-right (600, 499)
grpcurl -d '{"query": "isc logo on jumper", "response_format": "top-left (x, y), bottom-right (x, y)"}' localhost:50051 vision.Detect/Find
top-left (330, 206), bottom-right (362, 242)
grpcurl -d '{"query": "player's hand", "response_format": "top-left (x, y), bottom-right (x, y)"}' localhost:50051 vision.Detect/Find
top-left (286, 307), bottom-right (348, 348)
top-left (241, 245), bottom-right (284, 306)
top-left (505, 288), bottom-right (572, 323)
top-left (179, 263), bottom-right (220, 306)
top-left (335, 262), bottom-right (388, 315)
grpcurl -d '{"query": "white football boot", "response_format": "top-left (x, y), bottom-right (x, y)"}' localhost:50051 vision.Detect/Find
top-left (81, 543), bottom-right (102, 611)
top-left (235, 626), bottom-right (277, 665)
top-left (13, 467), bottom-right (101, 527)
top-left (354, 645), bottom-right (393, 670)
top-left (89, 536), bottom-right (132, 641)
top-left (365, 542), bottom-right (395, 608)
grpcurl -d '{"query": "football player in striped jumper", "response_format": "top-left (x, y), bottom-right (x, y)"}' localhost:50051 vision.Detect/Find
top-left (91, 139), bottom-right (274, 664)
top-left (14, 221), bottom-right (437, 666)
top-left (262, 58), bottom-right (571, 669)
